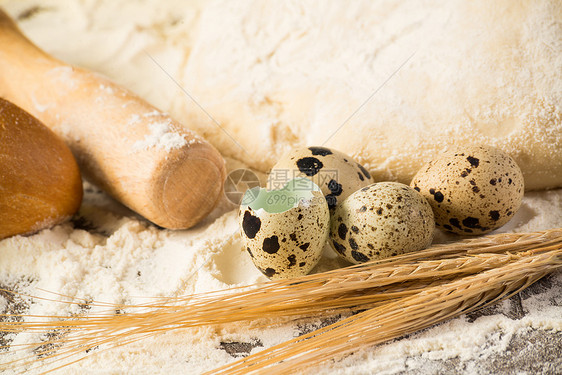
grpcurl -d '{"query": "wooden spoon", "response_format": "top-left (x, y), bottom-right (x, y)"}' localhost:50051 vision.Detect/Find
top-left (0, 9), bottom-right (226, 229)
top-left (0, 98), bottom-right (83, 240)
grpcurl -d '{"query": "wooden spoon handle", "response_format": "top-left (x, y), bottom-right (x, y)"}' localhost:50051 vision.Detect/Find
top-left (0, 10), bottom-right (226, 229)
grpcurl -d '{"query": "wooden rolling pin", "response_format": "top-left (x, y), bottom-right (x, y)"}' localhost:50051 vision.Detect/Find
top-left (0, 10), bottom-right (226, 229)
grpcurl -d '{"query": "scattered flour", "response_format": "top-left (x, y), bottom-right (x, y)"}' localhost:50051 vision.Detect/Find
top-left (143, 110), bottom-right (163, 117)
top-left (0, 1), bottom-right (560, 374)
top-left (98, 84), bottom-right (114, 95)
top-left (0, 179), bottom-right (560, 374)
top-left (45, 66), bottom-right (77, 91)
top-left (131, 119), bottom-right (188, 152)
top-left (30, 92), bottom-right (49, 113)
top-left (126, 113), bottom-right (141, 126)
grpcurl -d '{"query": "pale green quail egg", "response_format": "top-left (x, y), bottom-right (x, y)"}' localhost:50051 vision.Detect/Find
top-left (239, 178), bottom-right (329, 279)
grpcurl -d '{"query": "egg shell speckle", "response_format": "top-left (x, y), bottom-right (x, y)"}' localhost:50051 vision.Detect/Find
top-left (411, 145), bottom-right (524, 235)
top-left (330, 182), bottom-right (434, 264)
top-left (268, 146), bottom-right (374, 210)
top-left (239, 191), bottom-right (329, 279)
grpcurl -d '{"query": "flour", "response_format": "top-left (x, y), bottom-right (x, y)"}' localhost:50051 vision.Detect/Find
top-left (98, 84), bottom-right (114, 95)
top-left (0, 1), bottom-right (560, 374)
top-left (126, 109), bottom-right (193, 152)
top-left (0, 177), bottom-right (561, 374)
top-left (321, 280), bottom-right (562, 374)
top-left (144, 110), bottom-right (163, 117)
top-left (131, 119), bottom-right (188, 152)
top-left (30, 92), bottom-right (49, 113)
top-left (46, 66), bottom-right (77, 91)
top-left (126, 113), bottom-right (141, 126)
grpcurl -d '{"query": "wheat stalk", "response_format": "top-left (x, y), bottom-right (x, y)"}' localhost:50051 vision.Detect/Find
top-left (1, 228), bottom-right (561, 372)
top-left (210, 249), bottom-right (562, 374)
top-left (0, 249), bottom-right (542, 352)
top-left (6, 228), bottom-right (562, 327)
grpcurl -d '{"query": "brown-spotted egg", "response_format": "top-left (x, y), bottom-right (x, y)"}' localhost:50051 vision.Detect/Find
top-left (268, 146), bottom-right (374, 211)
top-left (411, 145), bottom-right (524, 235)
top-left (239, 178), bottom-right (329, 279)
top-left (330, 182), bottom-right (434, 264)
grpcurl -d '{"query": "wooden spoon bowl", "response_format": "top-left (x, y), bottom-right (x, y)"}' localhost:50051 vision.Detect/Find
top-left (0, 98), bottom-right (82, 240)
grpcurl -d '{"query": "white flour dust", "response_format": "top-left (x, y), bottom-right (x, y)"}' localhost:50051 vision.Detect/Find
top-left (131, 118), bottom-right (188, 152)
top-left (0, 175), bottom-right (560, 374)
top-left (0, 0), bottom-right (560, 374)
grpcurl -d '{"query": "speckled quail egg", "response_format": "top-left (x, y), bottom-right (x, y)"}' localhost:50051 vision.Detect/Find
top-left (268, 146), bottom-right (374, 211)
top-left (239, 178), bottom-right (330, 279)
top-left (411, 145), bottom-right (524, 235)
top-left (330, 182), bottom-right (434, 264)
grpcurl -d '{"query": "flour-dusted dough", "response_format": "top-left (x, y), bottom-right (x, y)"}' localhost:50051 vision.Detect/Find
top-left (173, 0), bottom-right (562, 191)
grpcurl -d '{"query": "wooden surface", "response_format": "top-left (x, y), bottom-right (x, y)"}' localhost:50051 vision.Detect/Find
top-left (0, 9), bottom-right (226, 229)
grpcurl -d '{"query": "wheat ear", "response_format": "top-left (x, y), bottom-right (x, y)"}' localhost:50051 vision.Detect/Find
top-left (0, 253), bottom-right (518, 373)
top-left (5, 228), bottom-right (562, 330)
top-left (210, 249), bottom-right (562, 375)
top-left (1, 229), bottom-right (561, 372)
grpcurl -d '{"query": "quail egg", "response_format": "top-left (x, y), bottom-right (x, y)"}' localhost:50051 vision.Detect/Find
top-left (411, 145), bottom-right (524, 235)
top-left (239, 178), bottom-right (329, 279)
top-left (330, 182), bottom-right (434, 264)
top-left (268, 146), bottom-right (374, 211)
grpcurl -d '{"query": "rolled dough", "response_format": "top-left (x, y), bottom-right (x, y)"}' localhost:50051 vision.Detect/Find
top-left (172, 0), bottom-right (562, 190)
